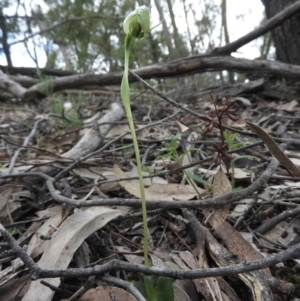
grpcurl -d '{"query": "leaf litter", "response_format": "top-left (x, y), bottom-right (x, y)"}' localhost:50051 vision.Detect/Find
top-left (1, 87), bottom-right (300, 301)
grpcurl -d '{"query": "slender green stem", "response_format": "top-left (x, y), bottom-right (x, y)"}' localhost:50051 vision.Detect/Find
top-left (184, 170), bottom-right (202, 197)
top-left (121, 35), bottom-right (149, 266)
top-left (126, 107), bottom-right (149, 266)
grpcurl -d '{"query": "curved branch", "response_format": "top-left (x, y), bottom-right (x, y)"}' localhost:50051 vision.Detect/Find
top-left (1, 221), bottom-right (299, 280)
top-left (210, 0), bottom-right (300, 55)
top-left (1, 157), bottom-right (279, 209)
top-left (21, 56), bottom-right (300, 100)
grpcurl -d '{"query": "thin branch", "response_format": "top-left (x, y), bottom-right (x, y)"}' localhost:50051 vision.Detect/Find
top-left (1, 157), bottom-right (279, 209)
top-left (256, 206), bottom-right (300, 234)
top-left (6, 15), bottom-right (123, 48)
top-left (54, 109), bottom-right (182, 180)
top-left (5, 117), bottom-right (46, 175)
top-left (128, 69), bottom-right (211, 122)
top-left (0, 223), bottom-right (37, 273)
top-left (1, 220), bottom-right (299, 280)
top-left (21, 56), bottom-right (300, 100)
top-left (102, 275), bottom-right (147, 301)
top-left (199, 0), bottom-right (300, 56)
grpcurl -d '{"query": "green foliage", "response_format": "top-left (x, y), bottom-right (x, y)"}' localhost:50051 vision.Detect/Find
top-left (224, 132), bottom-right (247, 152)
top-left (143, 162), bottom-right (157, 183)
top-left (223, 132), bottom-right (257, 188)
top-left (36, 69), bottom-right (54, 96)
top-left (46, 50), bottom-right (58, 69)
top-left (2, 0), bottom-right (235, 89)
top-left (6, 226), bottom-right (21, 235)
top-left (156, 276), bottom-right (175, 301)
top-left (144, 275), bottom-right (157, 301)
top-left (132, 280), bottom-right (147, 299)
top-left (283, 269), bottom-right (300, 289)
top-left (121, 5), bottom-right (162, 268)
top-left (51, 94), bottom-right (83, 128)
top-left (121, 140), bottom-right (134, 155)
top-left (185, 166), bottom-right (209, 187)
top-left (2, 0), bottom-right (244, 88)
top-left (158, 133), bottom-right (207, 195)
top-left (133, 275), bottom-right (175, 301)
top-left (26, 0), bottom-right (166, 72)
top-left (0, 1), bottom-right (20, 42)
top-left (157, 133), bottom-right (182, 161)
top-left (52, 97), bottom-right (64, 115)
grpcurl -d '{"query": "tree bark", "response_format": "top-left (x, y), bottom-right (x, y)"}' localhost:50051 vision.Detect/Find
top-left (165, 0), bottom-right (188, 57)
top-left (153, 0), bottom-right (176, 59)
top-left (221, 0), bottom-right (234, 83)
top-left (0, 10), bottom-right (13, 67)
top-left (262, 0), bottom-right (300, 64)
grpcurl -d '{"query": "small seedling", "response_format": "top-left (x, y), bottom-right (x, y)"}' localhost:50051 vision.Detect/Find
top-left (158, 133), bottom-right (207, 196)
top-left (36, 68), bottom-right (54, 96)
top-left (133, 275), bottom-right (175, 301)
top-left (223, 132), bottom-right (257, 188)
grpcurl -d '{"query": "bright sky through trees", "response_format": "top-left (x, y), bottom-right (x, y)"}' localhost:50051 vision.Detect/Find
top-left (0, 0), bottom-right (266, 68)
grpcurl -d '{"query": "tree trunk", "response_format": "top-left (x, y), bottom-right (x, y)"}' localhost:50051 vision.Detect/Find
top-left (0, 10), bottom-right (12, 67)
top-left (262, 0), bottom-right (300, 65)
top-left (221, 0), bottom-right (234, 83)
top-left (165, 0), bottom-right (188, 57)
top-left (153, 0), bottom-right (176, 59)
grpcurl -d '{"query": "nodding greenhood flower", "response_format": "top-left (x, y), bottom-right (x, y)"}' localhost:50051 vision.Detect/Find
top-left (123, 6), bottom-right (150, 38)
top-left (121, 5), bottom-right (162, 267)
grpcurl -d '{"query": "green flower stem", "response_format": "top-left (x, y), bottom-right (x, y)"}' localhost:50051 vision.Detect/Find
top-left (121, 34), bottom-right (149, 267)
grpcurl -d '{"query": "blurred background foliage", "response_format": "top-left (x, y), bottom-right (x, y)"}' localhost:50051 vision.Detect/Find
top-left (0, 0), bottom-right (282, 98)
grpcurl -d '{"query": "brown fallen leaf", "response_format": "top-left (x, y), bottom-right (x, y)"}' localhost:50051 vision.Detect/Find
top-left (22, 207), bottom-right (121, 301)
top-left (204, 166), bottom-right (272, 300)
top-left (0, 185), bottom-right (23, 226)
top-left (212, 168), bottom-right (232, 222)
top-left (0, 206), bottom-right (65, 286)
top-left (246, 121), bottom-right (300, 177)
top-left (114, 164), bottom-right (200, 200)
top-left (27, 206), bottom-right (64, 258)
top-left (145, 183), bottom-right (198, 201)
top-left (203, 168), bottom-right (232, 232)
top-left (79, 286), bottom-right (137, 301)
top-left (0, 274), bottom-right (31, 301)
top-left (206, 168), bottom-right (270, 274)
top-left (206, 228), bottom-right (273, 301)
top-left (171, 251), bottom-right (224, 301)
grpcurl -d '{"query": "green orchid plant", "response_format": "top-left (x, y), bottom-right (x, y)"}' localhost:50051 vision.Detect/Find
top-left (121, 6), bottom-right (153, 267)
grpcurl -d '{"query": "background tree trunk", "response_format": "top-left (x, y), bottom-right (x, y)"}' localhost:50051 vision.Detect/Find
top-left (153, 0), bottom-right (175, 59)
top-left (262, 0), bottom-right (300, 65)
top-left (0, 10), bottom-right (12, 67)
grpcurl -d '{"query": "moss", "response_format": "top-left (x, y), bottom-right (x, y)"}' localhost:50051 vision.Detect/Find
top-left (283, 270), bottom-right (300, 289)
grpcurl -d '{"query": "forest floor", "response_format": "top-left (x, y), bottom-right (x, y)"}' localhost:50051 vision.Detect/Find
top-left (1, 79), bottom-right (300, 301)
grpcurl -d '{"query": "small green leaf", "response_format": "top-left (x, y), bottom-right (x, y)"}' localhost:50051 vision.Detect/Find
top-left (144, 275), bottom-right (157, 301)
top-left (132, 280), bottom-right (147, 299)
top-left (156, 276), bottom-right (175, 301)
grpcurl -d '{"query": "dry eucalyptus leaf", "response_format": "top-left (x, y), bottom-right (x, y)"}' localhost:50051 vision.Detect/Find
top-left (210, 168), bottom-right (232, 225)
top-left (79, 286), bottom-right (137, 301)
top-left (246, 121), bottom-right (300, 176)
top-left (114, 164), bottom-right (199, 200)
top-left (145, 183), bottom-right (198, 201)
top-left (22, 207), bottom-right (121, 301)
top-left (205, 168), bottom-right (270, 275)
